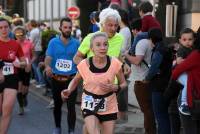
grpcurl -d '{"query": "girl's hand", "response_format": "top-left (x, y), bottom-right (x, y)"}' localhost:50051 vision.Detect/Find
top-left (99, 83), bottom-right (118, 92)
top-left (61, 89), bottom-right (71, 100)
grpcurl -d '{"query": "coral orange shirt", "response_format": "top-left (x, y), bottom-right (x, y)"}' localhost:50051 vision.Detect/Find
top-left (17, 39), bottom-right (34, 63)
top-left (77, 57), bottom-right (122, 115)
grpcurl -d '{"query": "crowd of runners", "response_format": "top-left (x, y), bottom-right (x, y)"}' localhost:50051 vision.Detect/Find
top-left (0, 1), bottom-right (200, 134)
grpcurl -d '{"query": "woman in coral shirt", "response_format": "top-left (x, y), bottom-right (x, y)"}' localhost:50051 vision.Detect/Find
top-left (13, 26), bottom-right (35, 115)
top-left (61, 32), bottom-right (127, 134)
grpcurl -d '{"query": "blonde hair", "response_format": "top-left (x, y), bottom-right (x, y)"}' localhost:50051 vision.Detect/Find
top-left (90, 32), bottom-right (108, 48)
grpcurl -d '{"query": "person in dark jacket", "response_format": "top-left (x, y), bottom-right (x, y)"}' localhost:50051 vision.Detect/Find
top-left (145, 28), bottom-right (173, 134)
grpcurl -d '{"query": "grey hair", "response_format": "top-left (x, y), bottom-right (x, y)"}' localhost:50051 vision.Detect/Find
top-left (90, 32), bottom-right (108, 48)
top-left (99, 8), bottom-right (121, 28)
top-left (13, 26), bottom-right (26, 35)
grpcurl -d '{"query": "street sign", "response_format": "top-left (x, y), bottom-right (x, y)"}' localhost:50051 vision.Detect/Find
top-left (67, 6), bottom-right (80, 19)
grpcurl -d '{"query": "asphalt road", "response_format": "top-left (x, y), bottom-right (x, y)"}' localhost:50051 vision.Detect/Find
top-left (8, 93), bottom-right (83, 134)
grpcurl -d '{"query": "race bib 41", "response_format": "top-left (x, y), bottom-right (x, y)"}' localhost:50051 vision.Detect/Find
top-left (3, 62), bottom-right (14, 75)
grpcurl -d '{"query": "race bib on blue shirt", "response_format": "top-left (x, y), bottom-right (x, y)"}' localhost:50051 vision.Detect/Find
top-left (55, 59), bottom-right (72, 72)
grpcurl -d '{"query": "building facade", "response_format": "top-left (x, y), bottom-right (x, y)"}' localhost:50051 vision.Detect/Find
top-left (27, 0), bottom-right (76, 30)
top-left (180, 0), bottom-right (200, 31)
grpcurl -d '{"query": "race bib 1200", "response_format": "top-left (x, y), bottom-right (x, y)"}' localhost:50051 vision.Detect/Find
top-left (3, 62), bottom-right (14, 75)
top-left (55, 59), bottom-right (72, 72)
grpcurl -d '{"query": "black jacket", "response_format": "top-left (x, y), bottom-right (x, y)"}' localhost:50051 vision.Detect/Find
top-left (147, 42), bottom-right (173, 92)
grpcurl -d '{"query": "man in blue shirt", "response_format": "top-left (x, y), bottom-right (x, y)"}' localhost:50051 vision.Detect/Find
top-left (45, 17), bottom-right (80, 134)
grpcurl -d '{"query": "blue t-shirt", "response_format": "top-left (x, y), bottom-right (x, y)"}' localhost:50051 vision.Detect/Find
top-left (46, 36), bottom-right (80, 75)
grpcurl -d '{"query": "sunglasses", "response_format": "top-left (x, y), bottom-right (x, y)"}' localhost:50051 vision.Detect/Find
top-left (15, 33), bottom-right (24, 36)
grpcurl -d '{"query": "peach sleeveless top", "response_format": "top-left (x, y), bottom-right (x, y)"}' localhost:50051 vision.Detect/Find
top-left (77, 57), bottom-right (122, 115)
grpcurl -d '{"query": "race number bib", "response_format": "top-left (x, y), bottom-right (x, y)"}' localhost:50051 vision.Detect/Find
top-left (55, 59), bottom-right (72, 72)
top-left (82, 95), bottom-right (107, 112)
top-left (3, 62), bottom-right (14, 75)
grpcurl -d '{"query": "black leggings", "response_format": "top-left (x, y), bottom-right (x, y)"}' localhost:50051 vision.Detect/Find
top-left (52, 78), bottom-right (77, 132)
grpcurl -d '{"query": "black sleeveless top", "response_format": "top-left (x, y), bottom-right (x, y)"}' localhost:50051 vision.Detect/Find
top-left (89, 56), bottom-right (111, 73)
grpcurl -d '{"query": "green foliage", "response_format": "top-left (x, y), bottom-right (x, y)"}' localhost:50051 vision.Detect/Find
top-left (41, 29), bottom-right (59, 52)
top-left (0, 15), bottom-right (12, 22)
